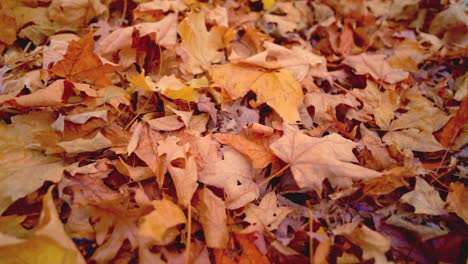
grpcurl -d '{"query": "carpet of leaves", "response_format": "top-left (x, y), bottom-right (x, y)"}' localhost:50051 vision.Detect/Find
top-left (0, 0), bottom-right (467, 263)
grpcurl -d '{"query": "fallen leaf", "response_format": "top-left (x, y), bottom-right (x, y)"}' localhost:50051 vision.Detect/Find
top-left (400, 177), bottom-right (446, 215)
top-left (244, 192), bottom-right (294, 232)
top-left (0, 187), bottom-right (86, 264)
top-left (445, 182), bottom-right (468, 223)
top-left (343, 53), bottom-right (409, 84)
top-left (333, 222), bottom-right (391, 264)
top-left (58, 131), bottom-right (113, 153)
top-left (270, 123), bottom-right (381, 193)
top-left (0, 113), bottom-right (64, 214)
top-left (195, 188), bottom-right (229, 248)
top-left (214, 133), bottom-right (273, 168)
top-left (210, 64), bottom-right (304, 123)
top-left (199, 146), bottom-right (259, 210)
top-left (158, 136), bottom-right (197, 207)
top-left (178, 11), bottom-right (225, 74)
top-left (434, 98), bottom-right (468, 148)
top-left (139, 198), bottom-right (186, 245)
top-left (353, 80), bottom-right (400, 129)
top-left (51, 33), bottom-right (120, 85)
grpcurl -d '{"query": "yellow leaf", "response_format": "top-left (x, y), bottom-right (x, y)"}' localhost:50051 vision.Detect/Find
top-left (0, 112), bottom-right (64, 214)
top-left (178, 11), bottom-right (225, 74)
top-left (127, 71), bottom-right (154, 92)
top-left (139, 198), bottom-right (187, 245)
top-left (0, 187), bottom-right (86, 264)
top-left (262, 0), bottom-right (275, 10)
top-left (210, 64), bottom-right (303, 123)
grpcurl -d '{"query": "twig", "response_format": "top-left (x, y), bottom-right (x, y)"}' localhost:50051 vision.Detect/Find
top-left (258, 163), bottom-right (291, 187)
top-left (185, 205), bottom-right (192, 264)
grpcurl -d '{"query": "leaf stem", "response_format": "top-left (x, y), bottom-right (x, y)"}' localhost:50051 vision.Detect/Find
top-left (258, 163), bottom-right (291, 187)
top-left (185, 205), bottom-right (192, 264)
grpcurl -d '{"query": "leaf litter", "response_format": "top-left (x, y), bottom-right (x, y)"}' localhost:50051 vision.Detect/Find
top-left (0, 0), bottom-right (467, 263)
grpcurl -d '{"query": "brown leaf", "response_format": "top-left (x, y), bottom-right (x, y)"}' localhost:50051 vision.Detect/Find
top-left (51, 33), bottom-right (120, 85)
top-left (434, 97), bottom-right (468, 148)
top-left (214, 133), bottom-right (273, 168)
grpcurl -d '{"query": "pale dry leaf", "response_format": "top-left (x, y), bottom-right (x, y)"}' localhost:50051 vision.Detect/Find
top-left (199, 146), bottom-right (259, 210)
top-left (332, 222), bottom-right (391, 264)
top-left (244, 192), bottom-right (294, 232)
top-left (195, 188), bottom-right (229, 248)
top-left (445, 182), bottom-right (468, 223)
top-left (343, 53), bottom-right (409, 84)
top-left (58, 131), bottom-right (113, 153)
top-left (270, 123), bottom-right (382, 193)
top-left (400, 177), bottom-right (446, 215)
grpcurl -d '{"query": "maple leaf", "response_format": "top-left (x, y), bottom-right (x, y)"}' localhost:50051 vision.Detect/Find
top-left (51, 33), bottom-right (120, 85)
top-left (387, 39), bottom-right (429, 72)
top-left (270, 123), bottom-right (381, 193)
top-left (239, 41), bottom-right (327, 81)
top-left (0, 187), bottom-right (86, 264)
top-left (352, 80), bottom-right (400, 129)
top-left (214, 133), bottom-right (274, 169)
top-left (244, 192), bottom-right (294, 232)
top-left (139, 198), bottom-right (187, 245)
top-left (383, 89), bottom-right (451, 152)
top-left (210, 64), bottom-right (304, 123)
top-left (333, 222), bottom-right (391, 264)
top-left (400, 177), bottom-right (446, 215)
top-left (343, 53), bottom-right (409, 84)
top-left (195, 188), bottom-right (229, 248)
top-left (199, 146), bottom-right (260, 210)
top-left (303, 91), bottom-right (361, 124)
top-left (58, 131), bottom-right (113, 153)
top-left (178, 11), bottom-right (225, 74)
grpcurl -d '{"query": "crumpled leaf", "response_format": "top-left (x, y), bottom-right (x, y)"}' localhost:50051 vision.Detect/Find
top-left (199, 146), bottom-right (259, 210)
top-left (195, 188), bottom-right (229, 248)
top-left (332, 222), bottom-right (391, 264)
top-left (139, 198), bottom-right (186, 245)
top-left (400, 177), bottom-right (446, 215)
top-left (434, 98), bottom-right (468, 149)
top-left (445, 182), bottom-right (468, 223)
top-left (51, 33), bottom-right (120, 84)
top-left (303, 91), bottom-right (361, 124)
top-left (48, 0), bottom-right (107, 30)
top-left (210, 64), bottom-right (304, 123)
top-left (244, 192), bottom-right (294, 232)
top-left (353, 80), bottom-right (400, 129)
top-left (387, 39), bottom-right (429, 72)
top-left (178, 11), bottom-right (225, 74)
top-left (0, 187), bottom-right (86, 264)
top-left (270, 123), bottom-right (382, 193)
top-left (343, 53), bottom-right (409, 84)
top-left (383, 90), bottom-right (451, 152)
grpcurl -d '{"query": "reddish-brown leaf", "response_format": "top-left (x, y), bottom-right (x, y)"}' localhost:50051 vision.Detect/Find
top-left (434, 98), bottom-right (468, 147)
top-left (51, 33), bottom-right (120, 85)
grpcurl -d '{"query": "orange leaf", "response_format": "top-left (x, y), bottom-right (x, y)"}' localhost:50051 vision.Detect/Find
top-left (51, 33), bottom-right (120, 85)
top-left (235, 233), bottom-right (270, 264)
top-left (434, 98), bottom-right (468, 147)
top-left (214, 133), bottom-right (273, 169)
